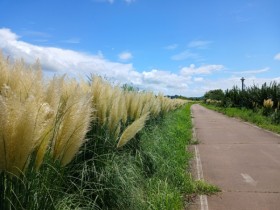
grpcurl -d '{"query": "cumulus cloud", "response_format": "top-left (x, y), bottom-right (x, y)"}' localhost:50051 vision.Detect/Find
top-left (180, 64), bottom-right (224, 76)
top-left (118, 51), bottom-right (133, 61)
top-left (0, 28), bottom-right (190, 96)
top-left (0, 28), bottom-right (19, 41)
top-left (171, 50), bottom-right (199, 61)
top-left (194, 77), bottom-right (204, 82)
top-left (274, 53), bottom-right (280, 60)
top-left (0, 28), bottom-right (135, 82)
top-left (1, 28), bottom-right (277, 97)
top-left (141, 69), bottom-right (190, 94)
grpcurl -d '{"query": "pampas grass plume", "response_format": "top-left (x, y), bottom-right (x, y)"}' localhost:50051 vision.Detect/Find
top-left (117, 112), bottom-right (149, 148)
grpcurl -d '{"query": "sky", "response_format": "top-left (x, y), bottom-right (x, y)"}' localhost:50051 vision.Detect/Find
top-left (0, 0), bottom-right (279, 97)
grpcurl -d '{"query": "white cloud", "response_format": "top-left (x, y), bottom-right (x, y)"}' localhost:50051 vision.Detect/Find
top-left (274, 53), bottom-right (280, 60)
top-left (1, 28), bottom-right (277, 98)
top-left (204, 76), bottom-right (280, 92)
top-left (188, 40), bottom-right (212, 49)
top-left (171, 50), bottom-right (199, 61)
top-left (143, 69), bottom-right (190, 92)
top-left (180, 64), bottom-right (224, 76)
top-left (0, 28), bottom-right (190, 96)
top-left (232, 67), bottom-right (269, 74)
top-left (188, 76), bottom-right (280, 97)
top-left (243, 77), bottom-right (280, 87)
top-left (118, 51), bottom-right (133, 61)
top-left (0, 28), bottom-right (135, 82)
top-left (0, 28), bottom-right (19, 40)
top-left (193, 77), bottom-right (204, 82)
top-left (165, 44), bottom-right (178, 50)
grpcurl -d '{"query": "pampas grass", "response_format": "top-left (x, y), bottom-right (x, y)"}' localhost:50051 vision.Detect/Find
top-left (108, 88), bottom-right (123, 136)
top-left (0, 53), bottom-right (190, 209)
top-left (0, 71), bottom-right (47, 175)
top-left (117, 112), bottom-right (150, 148)
top-left (0, 56), bottom-right (95, 174)
top-left (0, 52), bottom-right (187, 174)
top-left (51, 82), bottom-right (93, 166)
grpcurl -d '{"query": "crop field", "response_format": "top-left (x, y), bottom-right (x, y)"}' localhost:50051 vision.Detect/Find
top-left (0, 54), bottom-right (214, 209)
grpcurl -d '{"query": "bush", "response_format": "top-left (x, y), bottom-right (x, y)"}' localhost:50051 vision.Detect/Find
top-left (272, 109), bottom-right (280, 124)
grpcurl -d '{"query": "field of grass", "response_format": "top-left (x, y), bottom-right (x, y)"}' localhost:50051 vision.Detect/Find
top-left (203, 104), bottom-right (280, 134)
top-left (0, 54), bottom-right (219, 209)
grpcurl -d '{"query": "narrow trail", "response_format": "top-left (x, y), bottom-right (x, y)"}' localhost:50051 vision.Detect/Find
top-left (190, 104), bottom-right (280, 210)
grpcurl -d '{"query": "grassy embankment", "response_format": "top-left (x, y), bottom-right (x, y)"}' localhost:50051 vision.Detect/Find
top-left (202, 104), bottom-right (280, 134)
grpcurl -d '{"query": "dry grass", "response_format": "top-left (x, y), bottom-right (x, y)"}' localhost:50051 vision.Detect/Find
top-left (0, 55), bottom-right (47, 175)
top-left (51, 81), bottom-right (93, 166)
top-left (117, 112), bottom-right (150, 148)
top-left (263, 99), bottom-right (274, 109)
top-left (0, 54), bottom-right (187, 175)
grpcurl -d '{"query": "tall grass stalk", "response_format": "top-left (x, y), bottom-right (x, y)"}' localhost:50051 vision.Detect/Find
top-left (117, 112), bottom-right (150, 148)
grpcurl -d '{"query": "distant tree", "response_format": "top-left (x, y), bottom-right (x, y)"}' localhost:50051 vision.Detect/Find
top-left (122, 83), bottom-right (139, 92)
top-left (204, 89), bottom-right (225, 101)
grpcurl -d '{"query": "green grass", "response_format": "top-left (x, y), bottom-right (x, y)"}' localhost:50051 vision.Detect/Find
top-left (0, 155), bottom-right (66, 210)
top-left (139, 103), bottom-right (219, 209)
top-left (203, 104), bottom-right (280, 134)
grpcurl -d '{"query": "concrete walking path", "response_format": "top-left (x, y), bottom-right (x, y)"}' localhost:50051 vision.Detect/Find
top-left (190, 104), bottom-right (280, 210)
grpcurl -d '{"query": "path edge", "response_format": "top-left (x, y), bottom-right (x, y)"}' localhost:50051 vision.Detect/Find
top-left (190, 104), bottom-right (209, 210)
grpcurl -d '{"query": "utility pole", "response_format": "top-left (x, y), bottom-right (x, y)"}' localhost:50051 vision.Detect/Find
top-left (241, 77), bottom-right (245, 91)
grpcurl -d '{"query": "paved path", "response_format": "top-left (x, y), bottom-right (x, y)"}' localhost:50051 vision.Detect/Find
top-left (190, 104), bottom-right (280, 210)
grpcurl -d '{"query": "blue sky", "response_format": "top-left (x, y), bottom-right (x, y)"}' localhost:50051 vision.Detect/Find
top-left (0, 0), bottom-right (279, 96)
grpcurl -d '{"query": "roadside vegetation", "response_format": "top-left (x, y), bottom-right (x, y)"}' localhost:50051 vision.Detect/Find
top-left (203, 83), bottom-right (280, 134)
top-left (0, 53), bottom-right (216, 209)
